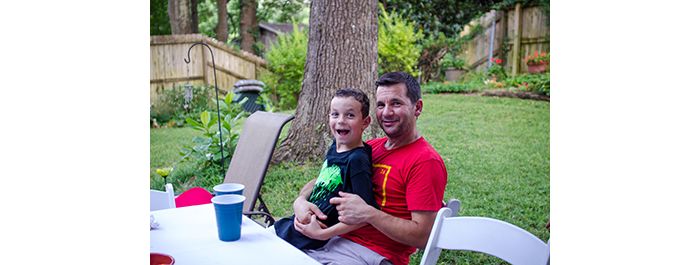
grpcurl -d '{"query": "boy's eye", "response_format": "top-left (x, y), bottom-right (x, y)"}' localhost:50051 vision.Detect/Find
top-left (330, 113), bottom-right (339, 118)
top-left (347, 113), bottom-right (355, 118)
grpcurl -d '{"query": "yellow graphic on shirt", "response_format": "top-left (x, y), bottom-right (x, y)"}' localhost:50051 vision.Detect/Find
top-left (373, 164), bottom-right (392, 207)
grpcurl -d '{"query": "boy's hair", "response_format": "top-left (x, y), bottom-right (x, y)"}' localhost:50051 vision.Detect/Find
top-left (375, 71), bottom-right (421, 105)
top-left (335, 87), bottom-right (370, 118)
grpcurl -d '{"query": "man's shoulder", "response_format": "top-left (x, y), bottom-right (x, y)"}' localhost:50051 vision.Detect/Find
top-left (404, 137), bottom-right (444, 163)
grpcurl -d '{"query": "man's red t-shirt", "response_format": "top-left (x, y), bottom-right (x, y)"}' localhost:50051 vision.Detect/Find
top-left (341, 137), bottom-right (447, 265)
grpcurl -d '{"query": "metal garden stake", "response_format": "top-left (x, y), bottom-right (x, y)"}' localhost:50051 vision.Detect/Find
top-left (184, 42), bottom-right (226, 178)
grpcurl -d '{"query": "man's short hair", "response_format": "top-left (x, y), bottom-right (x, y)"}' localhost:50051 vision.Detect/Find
top-left (375, 71), bottom-right (421, 104)
top-left (335, 87), bottom-right (370, 118)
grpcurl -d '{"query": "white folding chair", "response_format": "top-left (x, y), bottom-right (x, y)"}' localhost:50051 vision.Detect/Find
top-left (420, 208), bottom-right (549, 265)
top-left (150, 183), bottom-right (176, 211)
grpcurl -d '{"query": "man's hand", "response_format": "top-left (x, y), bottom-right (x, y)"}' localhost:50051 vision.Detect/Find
top-left (329, 191), bottom-right (377, 225)
top-left (293, 196), bottom-right (327, 224)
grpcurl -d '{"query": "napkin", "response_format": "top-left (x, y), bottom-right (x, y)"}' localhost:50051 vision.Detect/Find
top-left (150, 214), bottom-right (160, 229)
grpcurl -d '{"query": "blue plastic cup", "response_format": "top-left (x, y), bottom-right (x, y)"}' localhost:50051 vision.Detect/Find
top-left (211, 194), bottom-right (246, 241)
top-left (213, 183), bottom-right (245, 196)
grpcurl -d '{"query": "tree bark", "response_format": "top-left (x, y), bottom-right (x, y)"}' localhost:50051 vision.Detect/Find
top-left (215, 0), bottom-right (228, 42)
top-left (168, 0), bottom-right (197, 34)
top-left (273, 0), bottom-right (381, 164)
top-left (239, 0), bottom-right (258, 53)
top-left (190, 0), bottom-right (199, 33)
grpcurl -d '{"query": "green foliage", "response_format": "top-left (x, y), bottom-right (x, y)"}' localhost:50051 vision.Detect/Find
top-left (150, 0), bottom-right (171, 35)
top-left (378, 7), bottom-right (423, 76)
top-left (487, 58), bottom-right (507, 80)
top-left (440, 52), bottom-right (465, 70)
top-left (422, 82), bottom-right (482, 94)
top-left (197, 0), bottom-right (240, 44)
top-left (505, 73), bottom-right (550, 95)
top-left (179, 92), bottom-right (249, 183)
top-left (262, 23), bottom-right (308, 110)
top-left (258, 0), bottom-right (309, 23)
top-left (151, 85), bottom-right (213, 127)
top-left (384, 0), bottom-right (499, 38)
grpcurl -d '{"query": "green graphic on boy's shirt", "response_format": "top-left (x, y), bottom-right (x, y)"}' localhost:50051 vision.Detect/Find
top-left (309, 160), bottom-right (343, 205)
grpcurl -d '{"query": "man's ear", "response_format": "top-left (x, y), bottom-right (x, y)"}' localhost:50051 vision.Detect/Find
top-left (414, 99), bottom-right (423, 117)
top-left (362, 115), bottom-right (371, 130)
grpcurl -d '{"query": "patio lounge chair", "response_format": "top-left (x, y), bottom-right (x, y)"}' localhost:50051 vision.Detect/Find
top-left (223, 111), bottom-right (294, 227)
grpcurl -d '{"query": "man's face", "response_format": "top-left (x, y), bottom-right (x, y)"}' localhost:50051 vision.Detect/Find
top-left (375, 83), bottom-right (422, 140)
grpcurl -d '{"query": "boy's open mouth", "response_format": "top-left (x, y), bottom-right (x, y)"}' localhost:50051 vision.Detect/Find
top-left (336, 129), bottom-right (350, 136)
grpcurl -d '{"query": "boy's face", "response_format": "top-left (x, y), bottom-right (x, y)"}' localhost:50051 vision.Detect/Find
top-left (329, 96), bottom-right (370, 151)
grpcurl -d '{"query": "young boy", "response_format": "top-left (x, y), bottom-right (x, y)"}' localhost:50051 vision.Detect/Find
top-left (274, 87), bottom-right (378, 250)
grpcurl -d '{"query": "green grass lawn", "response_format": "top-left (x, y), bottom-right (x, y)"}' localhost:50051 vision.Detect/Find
top-left (150, 94), bottom-right (549, 264)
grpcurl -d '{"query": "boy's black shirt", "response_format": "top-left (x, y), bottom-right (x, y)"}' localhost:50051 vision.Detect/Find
top-left (274, 141), bottom-right (377, 249)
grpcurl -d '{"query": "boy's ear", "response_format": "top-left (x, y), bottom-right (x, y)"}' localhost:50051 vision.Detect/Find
top-left (362, 115), bottom-right (371, 129)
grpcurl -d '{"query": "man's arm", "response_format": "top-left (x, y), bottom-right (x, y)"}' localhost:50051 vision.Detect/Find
top-left (330, 191), bottom-right (437, 249)
top-left (293, 179), bottom-right (327, 224)
top-left (293, 214), bottom-right (366, 241)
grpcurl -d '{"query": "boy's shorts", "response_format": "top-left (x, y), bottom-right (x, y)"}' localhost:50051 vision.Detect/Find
top-left (303, 236), bottom-right (393, 265)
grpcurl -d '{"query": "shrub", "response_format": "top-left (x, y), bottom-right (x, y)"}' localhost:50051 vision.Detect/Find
top-left (378, 7), bottom-right (423, 76)
top-left (151, 85), bottom-right (212, 127)
top-left (505, 73), bottom-right (550, 95)
top-left (487, 58), bottom-right (507, 81)
top-left (421, 72), bottom-right (487, 94)
top-left (440, 52), bottom-right (465, 70)
top-left (178, 92), bottom-right (249, 183)
top-left (263, 23), bottom-right (308, 110)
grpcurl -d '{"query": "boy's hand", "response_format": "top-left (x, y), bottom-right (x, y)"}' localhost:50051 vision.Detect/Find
top-left (293, 196), bottom-right (327, 224)
top-left (294, 214), bottom-right (330, 240)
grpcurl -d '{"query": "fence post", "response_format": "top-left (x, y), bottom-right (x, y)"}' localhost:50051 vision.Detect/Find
top-left (510, 3), bottom-right (523, 76)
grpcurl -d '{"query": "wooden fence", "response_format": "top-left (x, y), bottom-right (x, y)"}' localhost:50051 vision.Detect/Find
top-left (460, 4), bottom-right (549, 74)
top-left (150, 34), bottom-right (267, 106)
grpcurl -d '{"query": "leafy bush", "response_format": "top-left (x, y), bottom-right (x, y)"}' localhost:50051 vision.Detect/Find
top-left (505, 73), bottom-right (550, 95)
top-left (263, 23), bottom-right (308, 110)
top-left (378, 7), bottom-right (423, 76)
top-left (151, 85), bottom-right (212, 127)
top-left (178, 92), bottom-right (249, 183)
top-left (440, 52), bottom-right (465, 70)
top-left (421, 72), bottom-right (487, 94)
top-left (486, 58), bottom-right (507, 81)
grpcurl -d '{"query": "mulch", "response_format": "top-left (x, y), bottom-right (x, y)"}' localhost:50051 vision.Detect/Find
top-left (480, 90), bottom-right (550, 102)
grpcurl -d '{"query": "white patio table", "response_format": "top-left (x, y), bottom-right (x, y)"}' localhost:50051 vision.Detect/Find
top-left (150, 204), bottom-right (321, 265)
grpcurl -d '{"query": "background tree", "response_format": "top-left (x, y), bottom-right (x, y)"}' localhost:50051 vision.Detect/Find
top-left (215, 0), bottom-right (228, 41)
top-left (239, 0), bottom-right (258, 53)
top-left (151, 0), bottom-right (172, 35)
top-left (168, 0), bottom-right (199, 34)
top-left (258, 0), bottom-right (309, 23)
top-left (273, 0), bottom-right (381, 163)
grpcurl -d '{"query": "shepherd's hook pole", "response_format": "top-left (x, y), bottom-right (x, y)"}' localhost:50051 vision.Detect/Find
top-left (185, 42), bottom-right (226, 178)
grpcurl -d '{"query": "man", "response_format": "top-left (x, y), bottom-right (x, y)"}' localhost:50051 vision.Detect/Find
top-left (292, 72), bottom-right (448, 265)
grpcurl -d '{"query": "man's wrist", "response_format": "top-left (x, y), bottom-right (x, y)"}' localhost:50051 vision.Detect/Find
top-left (365, 204), bottom-right (381, 225)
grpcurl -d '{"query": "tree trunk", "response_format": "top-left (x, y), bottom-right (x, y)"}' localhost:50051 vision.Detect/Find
top-left (168, 0), bottom-right (197, 34)
top-left (215, 0), bottom-right (228, 42)
top-left (190, 0), bottom-right (199, 33)
top-left (239, 0), bottom-right (258, 53)
top-left (273, 0), bottom-right (381, 164)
